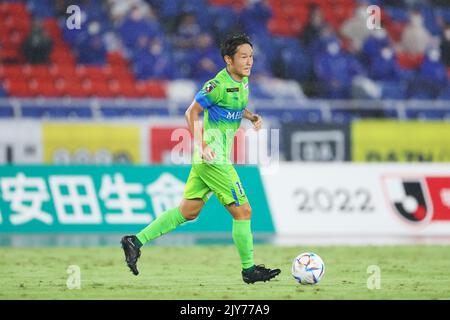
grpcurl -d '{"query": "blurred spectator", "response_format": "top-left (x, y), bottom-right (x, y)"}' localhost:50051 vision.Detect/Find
top-left (299, 4), bottom-right (325, 47)
top-left (369, 47), bottom-right (402, 81)
top-left (340, 1), bottom-right (372, 52)
top-left (108, 0), bottom-right (152, 24)
top-left (400, 10), bottom-right (433, 54)
top-left (440, 24), bottom-right (450, 67)
top-left (314, 39), bottom-right (366, 99)
top-left (75, 21), bottom-right (107, 64)
top-left (22, 18), bottom-right (53, 64)
top-left (173, 13), bottom-right (202, 50)
top-left (362, 29), bottom-right (391, 64)
top-left (133, 36), bottom-right (174, 80)
top-left (239, 0), bottom-right (272, 37)
top-left (118, 4), bottom-right (161, 50)
top-left (309, 25), bottom-right (339, 56)
top-left (411, 47), bottom-right (448, 98)
top-left (192, 33), bottom-right (222, 81)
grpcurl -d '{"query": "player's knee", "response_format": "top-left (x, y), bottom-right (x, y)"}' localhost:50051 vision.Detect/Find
top-left (244, 205), bottom-right (252, 219)
top-left (240, 204), bottom-right (252, 219)
top-left (183, 210), bottom-right (200, 221)
top-left (180, 207), bottom-right (200, 221)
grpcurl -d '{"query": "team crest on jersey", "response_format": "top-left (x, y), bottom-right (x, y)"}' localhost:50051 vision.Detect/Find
top-left (244, 82), bottom-right (249, 90)
top-left (205, 82), bottom-right (217, 93)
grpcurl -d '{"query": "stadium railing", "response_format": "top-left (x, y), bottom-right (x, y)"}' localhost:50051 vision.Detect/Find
top-left (1, 98), bottom-right (450, 122)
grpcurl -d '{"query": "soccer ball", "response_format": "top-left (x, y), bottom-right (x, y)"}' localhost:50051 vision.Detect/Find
top-left (291, 252), bottom-right (325, 285)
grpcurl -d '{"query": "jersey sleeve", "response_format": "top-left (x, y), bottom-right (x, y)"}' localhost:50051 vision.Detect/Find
top-left (194, 79), bottom-right (222, 109)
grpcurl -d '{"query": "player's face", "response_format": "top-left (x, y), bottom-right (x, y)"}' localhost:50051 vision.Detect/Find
top-left (231, 44), bottom-right (253, 78)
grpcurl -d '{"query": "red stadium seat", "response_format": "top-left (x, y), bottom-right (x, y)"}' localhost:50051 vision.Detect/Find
top-left (22, 65), bottom-right (52, 79)
top-left (110, 79), bottom-right (138, 98)
top-left (58, 79), bottom-right (86, 97)
top-left (29, 79), bottom-right (63, 97)
top-left (3, 80), bottom-right (31, 97)
top-left (268, 18), bottom-right (300, 37)
top-left (0, 2), bottom-right (28, 16)
top-left (51, 64), bottom-right (77, 79)
top-left (90, 81), bottom-right (114, 97)
top-left (51, 46), bottom-right (76, 65)
top-left (397, 52), bottom-right (424, 70)
top-left (136, 80), bottom-right (167, 99)
top-left (81, 66), bottom-right (108, 83)
top-left (208, 0), bottom-right (244, 11)
top-left (43, 18), bottom-right (62, 42)
top-left (0, 65), bottom-right (24, 80)
top-left (107, 52), bottom-right (129, 68)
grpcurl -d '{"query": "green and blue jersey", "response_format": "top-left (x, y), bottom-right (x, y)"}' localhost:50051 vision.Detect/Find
top-left (194, 68), bottom-right (249, 164)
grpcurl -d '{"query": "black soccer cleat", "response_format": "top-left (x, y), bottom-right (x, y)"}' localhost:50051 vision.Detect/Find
top-left (242, 265), bottom-right (281, 284)
top-left (121, 235), bottom-right (141, 276)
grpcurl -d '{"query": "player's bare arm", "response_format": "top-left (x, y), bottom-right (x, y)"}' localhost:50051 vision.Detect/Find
top-left (244, 108), bottom-right (262, 131)
top-left (185, 100), bottom-right (215, 161)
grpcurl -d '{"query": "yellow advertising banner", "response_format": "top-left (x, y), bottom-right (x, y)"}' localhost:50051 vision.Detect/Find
top-left (43, 123), bottom-right (141, 164)
top-left (352, 121), bottom-right (450, 162)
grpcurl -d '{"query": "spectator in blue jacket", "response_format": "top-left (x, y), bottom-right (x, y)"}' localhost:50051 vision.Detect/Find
top-left (132, 36), bottom-right (173, 80)
top-left (118, 5), bottom-right (161, 50)
top-left (314, 40), bottom-right (363, 99)
top-left (362, 29), bottom-right (391, 64)
top-left (192, 33), bottom-right (222, 82)
top-left (413, 47), bottom-right (448, 97)
top-left (369, 47), bottom-right (401, 81)
top-left (314, 39), bottom-right (366, 98)
top-left (75, 21), bottom-right (107, 64)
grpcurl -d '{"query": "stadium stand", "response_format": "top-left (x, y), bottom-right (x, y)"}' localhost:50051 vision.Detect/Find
top-left (0, 0), bottom-right (450, 120)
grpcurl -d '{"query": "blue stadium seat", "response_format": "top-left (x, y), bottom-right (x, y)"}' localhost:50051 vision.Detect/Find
top-left (249, 83), bottom-right (272, 99)
top-left (384, 6), bottom-right (409, 22)
top-left (21, 106), bottom-right (92, 118)
top-left (381, 81), bottom-right (407, 100)
top-left (27, 0), bottom-right (55, 18)
top-left (258, 108), bottom-right (322, 123)
top-left (331, 108), bottom-right (397, 123)
top-left (0, 107), bottom-right (14, 118)
top-left (405, 109), bottom-right (449, 120)
top-left (435, 7), bottom-right (450, 24)
top-left (207, 5), bottom-right (237, 36)
top-left (438, 86), bottom-right (450, 100)
top-left (0, 84), bottom-right (6, 97)
top-left (100, 107), bottom-right (169, 117)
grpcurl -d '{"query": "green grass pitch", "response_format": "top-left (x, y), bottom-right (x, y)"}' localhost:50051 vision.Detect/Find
top-left (1, 244), bottom-right (449, 300)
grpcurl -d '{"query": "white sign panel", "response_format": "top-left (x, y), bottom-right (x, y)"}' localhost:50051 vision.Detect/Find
top-left (263, 163), bottom-right (450, 237)
top-left (0, 121), bottom-right (42, 164)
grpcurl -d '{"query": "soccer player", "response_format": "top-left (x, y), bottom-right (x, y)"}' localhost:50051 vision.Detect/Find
top-left (121, 33), bottom-right (281, 284)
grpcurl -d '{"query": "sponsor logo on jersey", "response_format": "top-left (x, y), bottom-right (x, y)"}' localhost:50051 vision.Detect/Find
top-left (226, 87), bottom-right (239, 93)
top-left (205, 82), bottom-right (217, 93)
top-left (226, 110), bottom-right (243, 120)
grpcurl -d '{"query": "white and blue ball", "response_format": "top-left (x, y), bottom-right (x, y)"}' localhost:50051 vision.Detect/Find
top-left (291, 252), bottom-right (325, 285)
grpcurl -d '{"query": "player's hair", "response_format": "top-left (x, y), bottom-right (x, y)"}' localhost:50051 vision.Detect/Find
top-left (220, 33), bottom-right (253, 61)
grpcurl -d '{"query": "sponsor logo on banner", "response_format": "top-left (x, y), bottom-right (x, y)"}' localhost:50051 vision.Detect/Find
top-left (0, 166), bottom-right (274, 233)
top-left (282, 123), bottom-right (350, 162)
top-left (43, 124), bottom-right (141, 164)
top-left (263, 164), bottom-right (450, 239)
top-left (353, 121), bottom-right (450, 162)
top-left (382, 175), bottom-right (450, 225)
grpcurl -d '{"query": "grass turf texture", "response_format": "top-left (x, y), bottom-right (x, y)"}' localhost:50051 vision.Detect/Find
top-left (1, 245), bottom-right (449, 300)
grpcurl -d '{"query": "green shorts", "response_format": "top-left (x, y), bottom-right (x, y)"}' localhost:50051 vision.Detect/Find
top-left (183, 163), bottom-right (248, 206)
